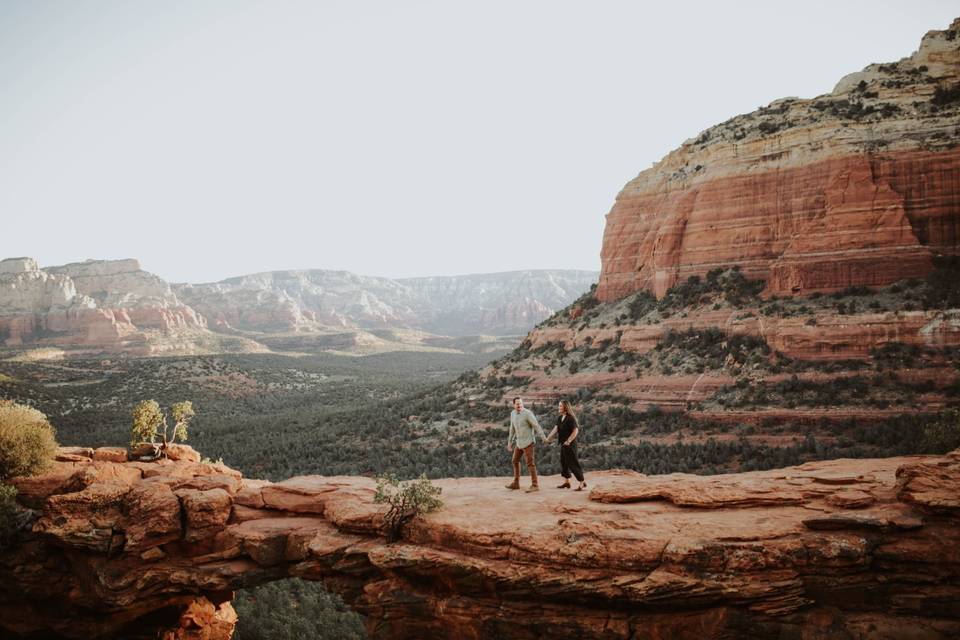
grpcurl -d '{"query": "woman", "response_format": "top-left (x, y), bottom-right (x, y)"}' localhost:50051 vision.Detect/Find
top-left (545, 399), bottom-right (586, 491)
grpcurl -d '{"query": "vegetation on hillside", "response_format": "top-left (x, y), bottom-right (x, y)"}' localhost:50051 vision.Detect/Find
top-left (920, 409), bottom-right (960, 453)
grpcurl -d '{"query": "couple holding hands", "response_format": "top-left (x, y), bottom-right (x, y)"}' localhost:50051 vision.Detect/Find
top-left (505, 397), bottom-right (587, 493)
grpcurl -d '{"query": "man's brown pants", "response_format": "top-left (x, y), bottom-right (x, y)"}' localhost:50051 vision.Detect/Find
top-left (512, 444), bottom-right (538, 486)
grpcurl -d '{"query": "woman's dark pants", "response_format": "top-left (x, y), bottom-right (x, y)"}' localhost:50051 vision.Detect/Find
top-left (560, 444), bottom-right (585, 482)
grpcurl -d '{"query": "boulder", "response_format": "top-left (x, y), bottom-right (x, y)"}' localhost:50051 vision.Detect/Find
top-left (177, 488), bottom-right (233, 542)
top-left (92, 447), bottom-right (129, 463)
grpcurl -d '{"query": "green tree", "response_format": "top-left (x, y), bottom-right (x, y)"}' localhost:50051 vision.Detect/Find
top-left (131, 400), bottom-right (164, 446)
top-left (374, 474), bottom-right (443, 542)
top-left (131, 399), bottom-right (196, 447)
top-left (171, 401), bottom-right (195, 443)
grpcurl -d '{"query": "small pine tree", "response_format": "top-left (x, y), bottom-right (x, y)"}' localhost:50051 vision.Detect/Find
top-left (131, 400), bottom-right (164, 446)
top-left (170, 401), bottom-right (195, 443)
top-left (131, 400), bottom-right (196, 448)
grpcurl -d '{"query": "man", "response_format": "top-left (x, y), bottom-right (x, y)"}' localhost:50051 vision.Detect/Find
top-left (505, 397), bottom-right (547, 492)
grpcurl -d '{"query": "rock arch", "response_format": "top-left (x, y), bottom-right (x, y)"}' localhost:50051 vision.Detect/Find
top-left (3, 445), bottom-right (960, 639)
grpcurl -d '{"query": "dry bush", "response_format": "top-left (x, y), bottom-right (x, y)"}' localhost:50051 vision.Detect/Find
top-left (0, 400), bottom-right (58, 480)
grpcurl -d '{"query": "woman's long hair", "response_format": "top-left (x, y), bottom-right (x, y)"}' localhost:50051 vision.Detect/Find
top-left (559, 399), bottom-right (577, 422)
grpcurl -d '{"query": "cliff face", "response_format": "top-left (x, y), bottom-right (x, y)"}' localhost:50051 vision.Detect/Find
top-left (2, 447), bottom-right (959, 639)
top-left (597, 19), bottom-right (960, 303)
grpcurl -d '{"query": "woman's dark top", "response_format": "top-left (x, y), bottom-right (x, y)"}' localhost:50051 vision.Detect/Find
top-left (556, 414), bottom-right (579, 445)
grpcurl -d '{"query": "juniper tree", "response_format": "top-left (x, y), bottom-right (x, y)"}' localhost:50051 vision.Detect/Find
top-left (373, 473), bottom-right (443, 542)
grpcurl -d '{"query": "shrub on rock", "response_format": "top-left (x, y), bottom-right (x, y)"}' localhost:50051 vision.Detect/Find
top-left (0, 400), bottom-right (58, 480)
top-left (374, 474), bottom-right (443, 542)
top-left (0, 401), bottom-right (58, 544)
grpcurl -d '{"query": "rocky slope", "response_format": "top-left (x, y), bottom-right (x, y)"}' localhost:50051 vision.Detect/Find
top-left (598, 18), bottom-right (960, 302)
top-left (2, 446), bottom-right (958, 639)
top-left (174, 269), bottom-right (598, 337)
top-left (441, 263), bottom-right (960, 467)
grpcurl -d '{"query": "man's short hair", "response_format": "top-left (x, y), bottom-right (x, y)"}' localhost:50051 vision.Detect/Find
top-left (512, 397), bottom-right (521, 403)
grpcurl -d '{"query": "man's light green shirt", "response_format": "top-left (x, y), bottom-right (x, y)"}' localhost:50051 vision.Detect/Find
top-left (507, 407), bottom-right (546, 449)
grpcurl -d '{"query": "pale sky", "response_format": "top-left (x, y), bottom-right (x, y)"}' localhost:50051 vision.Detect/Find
top-left (1, 1), bottom-right (956, 283)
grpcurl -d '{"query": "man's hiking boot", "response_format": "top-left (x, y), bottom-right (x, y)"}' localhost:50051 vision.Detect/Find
top-left (505, 481), bottom-right (520, 490)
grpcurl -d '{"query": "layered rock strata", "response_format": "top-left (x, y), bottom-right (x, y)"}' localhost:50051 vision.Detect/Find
top-left (2, 446), bottom-right (959, 639)
top-left (498, 303), bottom-right (960, 419)
top-left (527, 308), bottom-right (960, 361)
top-left (597, 19), bottom-right (960, 302)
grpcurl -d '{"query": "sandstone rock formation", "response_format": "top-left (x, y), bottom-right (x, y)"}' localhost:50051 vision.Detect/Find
top-left (0, 258), bottom-right (217, 355)
top-left (2, 446), bottom-right (959, 639)
top-left (475, 20), bottom-right (960, 431)
top-left (597, 18), bottom-right (960, 302)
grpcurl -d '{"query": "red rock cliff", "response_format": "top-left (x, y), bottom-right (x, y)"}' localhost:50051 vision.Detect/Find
top-left (2, 446), bottom-right (959, 639)
top-left (597, 19), bottom-right (960, 302)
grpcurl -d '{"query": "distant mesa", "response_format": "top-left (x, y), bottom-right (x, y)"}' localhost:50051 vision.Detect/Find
top-left (597, 17), bottom-right (960, 302)
top-left (174, 269), bottom-right (596, 337)
top-left (0, 257), bottom-right (40, 274)
top-left (0, 257), bottom-right (597, 357)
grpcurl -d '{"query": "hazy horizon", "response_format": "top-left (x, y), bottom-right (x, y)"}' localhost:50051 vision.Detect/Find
top-left (0, 253), bottom-right (600, 284)
top-left (2, 1), bottom-right (957, 283)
